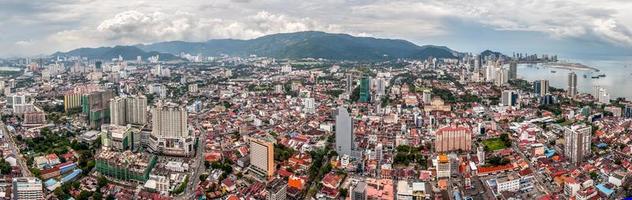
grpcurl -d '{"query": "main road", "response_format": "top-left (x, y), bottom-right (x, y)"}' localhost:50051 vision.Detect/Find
top-left (178, 110), bottom-right (211, 200)
top-left (1, 122), bottom-right (31, 176)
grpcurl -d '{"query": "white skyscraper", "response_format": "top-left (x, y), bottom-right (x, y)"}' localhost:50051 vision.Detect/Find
top-left (564, 125), bottom-right (591, 165)
top-left (568, 72), bottom-right (577, 97)
top-left (335, 107), bottom-right (353, 156)
top-left (149, 102), bottom-right (192, 156)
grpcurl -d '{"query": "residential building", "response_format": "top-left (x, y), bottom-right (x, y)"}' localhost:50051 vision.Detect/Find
top-left (149, 102), bottom-right (193, 157)
top-left (508, 61), bottom-right (517, 80)
top-left (568, 72), bottom-right (577, 97)
top-left (335, 107), bottom-right (354, 156)
top-left (434, 126), bottom-right (472, 152)
top-left (266, 178), bottom-right (287, 200)
top-left (533, 80), bottom-right (549, 96)
top-left (564, 125), bottom-right (592, 164)
top-left (110, 95), bottom-right (147, 126)
top-left (352, 181), bottom-right (367, 200)
top-left (12, 177), bottom-right (43, 200)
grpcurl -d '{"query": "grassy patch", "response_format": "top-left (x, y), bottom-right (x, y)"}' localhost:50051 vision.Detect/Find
top-left (482, 138), bottom-right (508, 151)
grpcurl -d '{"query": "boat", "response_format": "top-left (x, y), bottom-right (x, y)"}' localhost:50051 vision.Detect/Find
top-left (550, 70), bottom-right (556, 73)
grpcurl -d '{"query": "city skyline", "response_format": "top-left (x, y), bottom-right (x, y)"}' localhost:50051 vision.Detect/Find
top-left (2, 0), bottom-right (632, 58)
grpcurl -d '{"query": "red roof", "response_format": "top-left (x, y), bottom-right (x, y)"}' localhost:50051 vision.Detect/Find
top-left (478, 164), bottom-right (514, 174)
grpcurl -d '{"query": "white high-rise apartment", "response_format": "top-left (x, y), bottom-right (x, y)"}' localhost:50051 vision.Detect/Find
top-left (12, 177), bottom-right (43, 200)
top-left (564, 125), bottom-right (592, 165)
top-left (149, 102), bottom-right (192, 156)
top-left (568, 72), bottom-right (577, 97)
top-left (110, 95), bottom-right (147, 125)
top-left (335, 107), bottom-right (353, 156)
top-left (303, 98), bottom-right (315, 114)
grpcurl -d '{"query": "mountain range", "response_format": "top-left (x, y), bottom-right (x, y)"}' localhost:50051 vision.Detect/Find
top-left (53, 31), bottom-right (464, 61)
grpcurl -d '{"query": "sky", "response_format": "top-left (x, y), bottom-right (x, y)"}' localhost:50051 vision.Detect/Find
top-left (2, 0), bottom-right (632, 59)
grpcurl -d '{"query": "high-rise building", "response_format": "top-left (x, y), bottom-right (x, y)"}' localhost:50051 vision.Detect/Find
top-left (508, 61), bottom-right (517, 80)
top-left (12, 177), bottom-right (43, 200)
top-left (249, 137), bottom-right (275, 179)
top-left (188, 83), bottom-right (198, 93)
top-left (266, 178), bottom-right (287, 200)
top-left (477, 146), bottom-right (485, 165)
top-left (346, 74), bottom-right (353, 93)
top-left (359, 77), bottom-right (371, 102)
top-left (495, 68), bottom-right (509, 86)
top-left (335, 107), bottom-right (354, 156)
top-left (533, 80), bottom-right (549, 96)
top-left (375, 78), bottom-right (386, 96)
top-left (352, 181), bottom-right (367, 200)
top-left (624, 105), bottom-right (632, 118)
top-left (82, 90), bottom-right (114, 128)
top-left (567, 72), bottom-right (577, 97)
top-left (436, 154), bottom-right (451, 178)
top-left (564, 125), bottom-right (592, 165)
top-left (303, 98), bottom-right (315, 114)
top-left (501, 90), bottom-right (519, 107)
top-left (110, 95), bottom-right (147, 126)
top-left (434, 126), bottom-right (472, 152)
top-left (149, 102), bottom-right (192, 156)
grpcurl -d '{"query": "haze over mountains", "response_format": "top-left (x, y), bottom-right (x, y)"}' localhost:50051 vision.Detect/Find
top-left (53, 31), bottom-right (466, 61)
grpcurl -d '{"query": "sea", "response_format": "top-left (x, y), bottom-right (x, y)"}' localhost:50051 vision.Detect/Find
top-left (517, 57), bottom-right (632, 100)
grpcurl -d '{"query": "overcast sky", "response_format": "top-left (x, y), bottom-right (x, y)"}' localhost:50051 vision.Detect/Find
top-left (2, 0), bottom-right (632, 58)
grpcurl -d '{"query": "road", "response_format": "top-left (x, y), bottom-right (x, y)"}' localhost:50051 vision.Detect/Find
top-left (179, 110), bottom-right (211, 200)
top-left (1, 122), bottom-right (31, 176)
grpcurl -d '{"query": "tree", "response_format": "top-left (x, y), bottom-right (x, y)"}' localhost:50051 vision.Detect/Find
top-left (97, 175), bottom-right (109, 189)
top-left (199, 174), bottom-right (209, 182)
top-left (0, 159), bottom-right (12, 174)
top-left (590, 172), bottom-right (598, 180)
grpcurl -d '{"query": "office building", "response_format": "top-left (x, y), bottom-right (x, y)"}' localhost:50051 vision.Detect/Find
top-left (501, 90), bottom-right (519, 107)
top-left (564, 125), bottom-right (592, 165)
top-left (568, 72), bottom-right (577, 97)
top-left (434, 126), bottom-right (472, 152)
top-left (335, 107), bottom-right (354, 156)
top-left (266, 178), bottom-right (287, 200)
top-left (110, 95), bottom-right (147, 126)
top-left (359, 77), bottom-right (371, 102)
top-left (12, 177), bottom-right (43, 200)
top-left (249, 137), bottom-right (275, 179)
top-left (149, 102), bottom-right (193, 157)
top-left (533, 80), bottom-right (549, 96)
top-left (352, 181), bottom-right (367, 200)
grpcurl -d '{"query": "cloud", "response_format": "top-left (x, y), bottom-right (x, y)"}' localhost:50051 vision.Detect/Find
top-left (95, 10), bottom-right (341, 44)
top-left (2, 0), bottom-right (632, 57)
